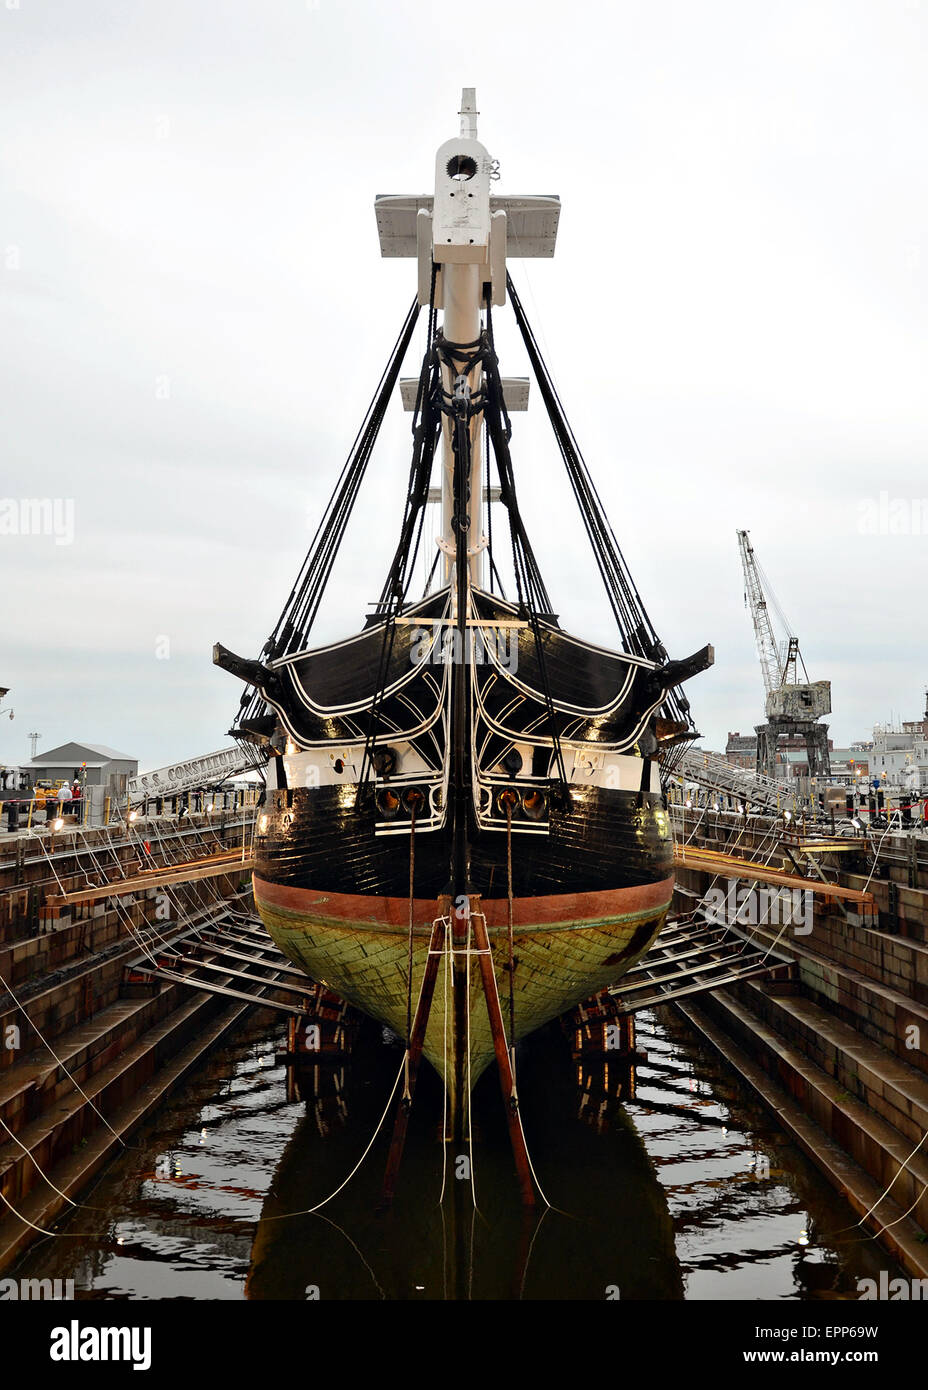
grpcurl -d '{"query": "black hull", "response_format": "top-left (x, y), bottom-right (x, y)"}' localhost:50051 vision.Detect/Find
top-left (256, 781), bottom-right (673, 900)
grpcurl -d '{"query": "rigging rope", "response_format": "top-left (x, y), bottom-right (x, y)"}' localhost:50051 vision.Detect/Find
top-left (233, 294), bottom-right (422, 744)
top-left (482, 293), bottom-right (567, 787)
top-left (356, 270), bottom-right (441, 799)
top-left (505, 271), bottom-right (696, 764)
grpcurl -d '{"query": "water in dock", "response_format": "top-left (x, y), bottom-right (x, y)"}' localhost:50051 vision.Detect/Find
top-left (11, 1007), bottom-right (900, 1300)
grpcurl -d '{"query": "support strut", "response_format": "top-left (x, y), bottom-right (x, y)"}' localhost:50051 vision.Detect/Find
top-left (380, 910), bottom-right (447, 1209)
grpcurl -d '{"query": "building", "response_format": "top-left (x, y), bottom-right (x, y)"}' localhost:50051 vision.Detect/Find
top-left (869, 725), bottom-right (928, 790)
top-left (778, 747), bottom-right (867, 782)
top-left (725, 732), bottom-right (756, 770)
top-left (863, 692), bottom-right (928, 791)
top-left (726, 730), bottom-right (848, 781)
top-left (24, 741), bottom-right (138, 797)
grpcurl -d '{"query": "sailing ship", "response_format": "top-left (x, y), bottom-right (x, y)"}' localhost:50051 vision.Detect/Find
top-left (215, 90), bottom-right (712, 1130)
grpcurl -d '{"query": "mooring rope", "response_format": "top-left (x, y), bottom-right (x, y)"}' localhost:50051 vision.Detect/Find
top-left (263, 923), bottom-right (445, 1221)
top-left (465, 909), bottom-right (477, 1211)
top-left (263, 1052), bottom-right (407, 1220)
top-left (0, 1186), bottom-right (99, 1239)
top-left (438, 918), bottom-right (451, 1206)
top-left (0, 1112), bottom-right (105, 1212)
top-left (403, 801), bottom-right (417, 1102)
top-left (0, 974), bottom-right (130, 1149)
top-left (861, 811), bottom-right (902, 896)
top-left (843, 1126), bottom-right (928, 1234)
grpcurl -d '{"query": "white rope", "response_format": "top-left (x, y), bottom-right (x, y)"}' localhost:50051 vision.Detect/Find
top-left (0, 975), bottom-right (129, 1148)
top-left (853, 1127), bottom-right (928, 1229)
top-left (861, 811), bottom-right (902, 896)
top-left (465, 912), bottom-right (477, 1210)
top-left (0, 1112), bottom-right (103, 1211)
top-left (311, 1211), bottom-right (386, 1299)
top-left (0, 1185), bottom-right (97, 1239)
top-left (867, 1182), bottom-right (926, 1238)
top-left (681, 804), bottom-right (709, 847)
top-left (438, 923), bottom-right (450, 1206)
top-left (263, 1053), bottom-right (406, 1219)
top-left (519, 1205), bottom-right (552, 1299)
top-left (0, 1186), bottom-right (69, 1237)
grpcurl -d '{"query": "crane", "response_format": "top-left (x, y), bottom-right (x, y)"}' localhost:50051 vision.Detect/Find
top-left (736, 530), bottom-right (831, 781)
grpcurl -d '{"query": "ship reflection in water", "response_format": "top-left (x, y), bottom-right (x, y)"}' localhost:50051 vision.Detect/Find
top-left (13, 1010), bottom-right (901, 1300)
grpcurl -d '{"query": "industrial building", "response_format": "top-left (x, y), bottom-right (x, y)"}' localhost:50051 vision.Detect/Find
top-left (24, 741), bottom-right (138, 796)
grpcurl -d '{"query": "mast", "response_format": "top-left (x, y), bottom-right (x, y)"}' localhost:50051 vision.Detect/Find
top-left (374, 92), bottom-right (560, 591)
top-left (434, 87), bottom-right (494, 591)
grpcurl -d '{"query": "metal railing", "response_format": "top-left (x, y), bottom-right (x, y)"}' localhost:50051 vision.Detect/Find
top-left (667, 747), bottom-right (798, 815)
top-left (2, 785), bottom-right (262, 836)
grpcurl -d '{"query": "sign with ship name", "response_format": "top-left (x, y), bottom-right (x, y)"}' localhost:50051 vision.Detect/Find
top-left (128, 747), bottom-right (252, 797)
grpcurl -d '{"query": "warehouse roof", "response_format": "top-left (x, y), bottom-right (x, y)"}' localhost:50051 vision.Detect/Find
top-left (25, 740), bottom-right (137, 767)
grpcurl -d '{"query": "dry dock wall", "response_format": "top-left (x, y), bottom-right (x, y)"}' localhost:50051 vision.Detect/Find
top-left (0, 814), bottom-right (258, 1271)
top-left (673, 822), bottom-right (928, 1278)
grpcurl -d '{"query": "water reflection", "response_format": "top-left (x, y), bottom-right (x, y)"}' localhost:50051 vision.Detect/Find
top-left (11, 1007), bottom-right (903, 1300)
top-left (247, 1022), bottom-right (683, 1300)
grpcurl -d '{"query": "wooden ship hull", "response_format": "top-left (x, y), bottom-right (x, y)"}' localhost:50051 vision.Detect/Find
top-left (215, 91), bottom-right (712, 1160)
top-left (254, 872), bottom-right (673, 1099)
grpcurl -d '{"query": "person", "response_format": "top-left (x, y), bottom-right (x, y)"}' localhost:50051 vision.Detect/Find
top-left (71, 781), bottom-right (82, 822)
top-left (57, 781), bottom-right (71, 817)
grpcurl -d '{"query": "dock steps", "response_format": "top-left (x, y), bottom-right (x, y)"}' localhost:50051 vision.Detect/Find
top-left (740, 920), bottom-right (928, 1073)
top-left (0, 993), bottom-right (254, 1271)
top-left (675, 994), bottom-right (928, 1280)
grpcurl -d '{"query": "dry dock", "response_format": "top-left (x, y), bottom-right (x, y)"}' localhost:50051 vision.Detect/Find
top-left (2, 790), bottom-right (927, 1289)
top-left (670, 801), bottom-right (928, 1279)
top-left (0, 801), bottom-right (276, 1270)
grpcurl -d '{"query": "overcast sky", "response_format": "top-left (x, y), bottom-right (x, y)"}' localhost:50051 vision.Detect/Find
top-left (2, 0), bottom-right (926, 772)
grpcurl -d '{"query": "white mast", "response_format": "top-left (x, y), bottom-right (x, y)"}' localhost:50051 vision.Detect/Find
top-left (433, 88), bottom-right (492, 590)
top-left (373, 91), bottom-right (561, 590)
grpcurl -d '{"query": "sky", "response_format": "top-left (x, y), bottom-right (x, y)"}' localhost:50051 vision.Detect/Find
top-left (1, 0), bottom-right (926, 771)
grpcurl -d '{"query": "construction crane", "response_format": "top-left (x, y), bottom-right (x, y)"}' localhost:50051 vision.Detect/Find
top-left (736, 530), bottom-right (831, 781)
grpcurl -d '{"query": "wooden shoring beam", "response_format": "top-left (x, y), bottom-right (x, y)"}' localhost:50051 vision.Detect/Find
top-left (617, 948), bottom-right (768, 995)
top-left (470, 901), bottom-right (536, 1207)
top-left (183, 940), bottom-right (305, 980)
top-left (134, 966), bottom-right (308, 1017)
top-left (156, 953), bottom-right (313, 998)
top-left (612, 962), bottom-right (780, 1014)
top-left (673, 844), bottom-right (874, 904)
top-left (380, 912), bottom-right (446, 1209)
top-left (46, 855), bottom-right (255, 907)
